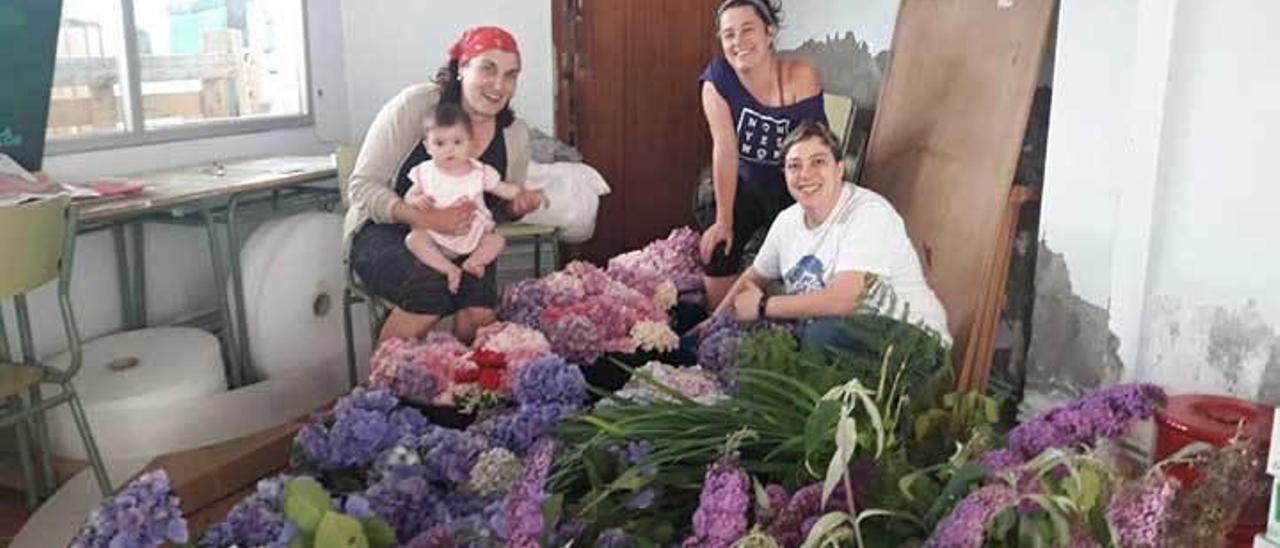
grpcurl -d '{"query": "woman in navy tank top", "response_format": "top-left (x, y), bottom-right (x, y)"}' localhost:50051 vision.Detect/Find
top-left (699, 0), bottom-right (828, 308)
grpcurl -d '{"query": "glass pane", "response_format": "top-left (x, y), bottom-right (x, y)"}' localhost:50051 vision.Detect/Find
top-left (133, 0), bottom-right (308, 129)
top-left (46, 0), bottom-right (130, 139)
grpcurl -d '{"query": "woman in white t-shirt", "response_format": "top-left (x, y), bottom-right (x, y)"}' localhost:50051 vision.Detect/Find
top-left (710, 120), bottom-right (951, 352)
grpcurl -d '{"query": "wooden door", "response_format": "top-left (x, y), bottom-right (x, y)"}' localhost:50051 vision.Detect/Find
top-left (555, 0), bottom-right (723, 263)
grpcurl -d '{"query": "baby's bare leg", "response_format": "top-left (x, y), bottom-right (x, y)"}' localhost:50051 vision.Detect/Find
top-left (405, 229), bottom-right (463, 293)
top-left (461, 232), bottom-right (506, 278)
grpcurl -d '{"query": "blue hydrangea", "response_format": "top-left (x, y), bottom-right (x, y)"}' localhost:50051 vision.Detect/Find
top-left (71, 470), bottom-right (188, 548)
top-left (199, 475), bottom-right (292, 548)
top-left (515, 356), bottom-right (587, 409)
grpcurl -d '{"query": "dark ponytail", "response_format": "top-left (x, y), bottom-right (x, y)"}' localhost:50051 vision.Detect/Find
top-left (715, 0), bottom-right (783, 28)
top-left (432, 59), bottom-right (516, 129)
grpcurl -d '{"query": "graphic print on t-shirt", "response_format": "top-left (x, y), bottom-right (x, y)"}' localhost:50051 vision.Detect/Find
top-left (785, 255), bottom-right (826, 294)
top-left (736, 107), bottom-right (791, 165)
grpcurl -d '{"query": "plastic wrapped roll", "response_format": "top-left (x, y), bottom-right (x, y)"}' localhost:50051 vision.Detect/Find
top-left (46, 327), bottom-right (225, 459)
top-left (237, 212), bottom-right (351, 380)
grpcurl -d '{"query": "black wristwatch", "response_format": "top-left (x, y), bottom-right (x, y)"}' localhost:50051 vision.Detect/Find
top-left (757, 294), bottom-right (771, 320)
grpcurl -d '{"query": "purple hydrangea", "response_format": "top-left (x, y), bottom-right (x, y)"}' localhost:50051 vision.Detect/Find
top-left (199, 475), bottom-right (292, 548)
top-left (698, 313), bottom-right (742, 387)
top-left (683, 457), bottom-right (750, 548)
top-left (418, 426), bottom-right (490, 485)
top-left (924, 484), bottom-right (1018, 548)
top-left (476, 404), bottom-right (576, 456)
top-left (500, 279), bottom-right (549, 328)
top-left (71, 470), bottom-right (188, 548)
top-left (505, 439), bottom-right (559, 548)
top-left (515, 355), bottom-right (588, 409)
top-left (294, 388), bottom-right (427, 472)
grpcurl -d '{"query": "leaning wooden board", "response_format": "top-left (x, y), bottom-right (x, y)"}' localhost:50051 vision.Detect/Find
top-left (860, 0), bottom-right (1054, 386)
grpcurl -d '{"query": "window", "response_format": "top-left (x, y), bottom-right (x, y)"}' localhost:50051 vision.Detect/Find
top-left (46, 0), bottom-right (309, 152)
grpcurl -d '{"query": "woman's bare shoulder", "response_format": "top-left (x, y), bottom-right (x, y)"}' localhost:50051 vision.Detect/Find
top-left (782, 56), bottom-right (823, 97)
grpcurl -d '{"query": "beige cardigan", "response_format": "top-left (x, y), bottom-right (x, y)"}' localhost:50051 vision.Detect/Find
top-left (342, 83), bottom-right (531, 255)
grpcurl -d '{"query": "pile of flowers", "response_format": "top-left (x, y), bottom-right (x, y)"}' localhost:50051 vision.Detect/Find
top-left (607, 360), bottom-right (727, 406)
top-left (72, 230), bottom-right (1268, 548)
top-left (70, 470), bottom-right (187, 548)
top-left (500, 261), bottom-right (678, 363)
top-left (606, 226), bottom-right (703, 299)
top-left (368, 322), bottom-right (554, 408)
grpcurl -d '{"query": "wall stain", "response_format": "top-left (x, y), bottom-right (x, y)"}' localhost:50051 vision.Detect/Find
top-left (1024, 242), bottom-right (1123, 412)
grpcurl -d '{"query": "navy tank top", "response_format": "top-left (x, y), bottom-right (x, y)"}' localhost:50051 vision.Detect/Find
top-left (700, 56), bottom-right (827, 195)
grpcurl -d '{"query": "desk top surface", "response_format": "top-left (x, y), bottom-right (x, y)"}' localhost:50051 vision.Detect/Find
top-left (77, 155), bottom-right (336, 225)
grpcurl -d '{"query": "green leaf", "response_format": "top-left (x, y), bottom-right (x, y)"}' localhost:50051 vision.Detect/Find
top-left (822, 415), bottom-right (858, 505)
top-left (284, 477), bottom-right (332, 536)
top-left (543, 493), bottom-right (565, 532)
top-left (804, 400), bottom-right (841, 473)
top-left (314, 511), bottom-right (369, 548)
top-left (360, 517), bottom-right (397, 548)
top-left (799, 512), bottom-right (854, 548)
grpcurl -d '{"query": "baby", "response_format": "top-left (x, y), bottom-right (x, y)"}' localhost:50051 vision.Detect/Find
top-left (404, 103), bottom-right (536, 293)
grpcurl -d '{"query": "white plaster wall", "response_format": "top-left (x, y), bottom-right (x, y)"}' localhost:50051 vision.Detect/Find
top-left (1032, 0), bottom-right (1280, 405)
top-left (339, 0), bottom-right (555, 142)
top-left (1134, 0), bottom-right (1280, 399)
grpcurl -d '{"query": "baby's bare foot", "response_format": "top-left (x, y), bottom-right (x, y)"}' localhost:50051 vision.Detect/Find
top-left (462, 258), bottom-right (488, 279)
top-left (446, 267), bottom-right (462, 294)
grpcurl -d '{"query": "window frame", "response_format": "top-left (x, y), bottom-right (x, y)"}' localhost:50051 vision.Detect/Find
top-left (45, 0), bottom-right (314, 155)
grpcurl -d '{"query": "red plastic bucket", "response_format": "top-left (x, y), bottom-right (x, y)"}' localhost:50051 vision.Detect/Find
top-left (1154, 394), bottom-right (1272, 547)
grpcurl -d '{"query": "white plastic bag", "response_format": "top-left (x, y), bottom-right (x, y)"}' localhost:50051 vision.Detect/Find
top-left (522, 162), bottom-right (610, 243)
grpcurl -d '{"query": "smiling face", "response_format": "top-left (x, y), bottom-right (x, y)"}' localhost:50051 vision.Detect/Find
top-left (783, 136), bottom-right (845, 213)
top-left (717, 5), bottom-right (776, 72)
top-left (458, 49), bottom-right (521, 119)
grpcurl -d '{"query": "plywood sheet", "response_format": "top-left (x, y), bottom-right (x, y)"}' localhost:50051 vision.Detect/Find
top-left (861, 0), bottom-right (1054, 374)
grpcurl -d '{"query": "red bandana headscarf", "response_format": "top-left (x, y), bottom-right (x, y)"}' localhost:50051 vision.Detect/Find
top-left (449, 26), bottom-right (520, 66)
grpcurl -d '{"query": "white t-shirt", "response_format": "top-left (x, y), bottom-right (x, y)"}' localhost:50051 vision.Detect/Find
top-left (753, 184), bottom-right (952, 343)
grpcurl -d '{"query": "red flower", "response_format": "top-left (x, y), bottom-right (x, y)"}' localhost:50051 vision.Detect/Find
top-left (478, 368), bottom-right (504, 391)
top-left (471, 348), bottom-right (508, 370)
top-left (455, 367), bottom-right (480, 383)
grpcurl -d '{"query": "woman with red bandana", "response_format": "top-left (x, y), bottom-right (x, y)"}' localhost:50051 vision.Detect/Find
top-left (345, 26), bottom-right (543, 343)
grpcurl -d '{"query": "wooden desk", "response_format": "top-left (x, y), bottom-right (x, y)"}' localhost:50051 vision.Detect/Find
top-left (75, 155), bottom-right (338, 387)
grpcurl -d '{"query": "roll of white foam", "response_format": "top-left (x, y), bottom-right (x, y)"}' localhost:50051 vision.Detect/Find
top-left (46, 327), bottom-right (226, 459)
top-left (237, 212), bottom-right (352, 380)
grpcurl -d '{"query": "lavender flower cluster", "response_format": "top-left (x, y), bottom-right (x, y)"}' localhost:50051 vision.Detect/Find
top-left (294, 388), bottom-right (430, 472)
top-left (923, 484), bottom-right (1018, 548)
top-left (1106, 472), bottom-right (1178, 548)
top-left (683, 456), bottom-right (750, 548)
top-left (505, 438), bottom-right (559, 548)
top-left (983, 383), bottom-right (1165, 474)
top-left (199, 475), bottom-right (292, 548)
top-left (71, 470), bottom-right (188, 548)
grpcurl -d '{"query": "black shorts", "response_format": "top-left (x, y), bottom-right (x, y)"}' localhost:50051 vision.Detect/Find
top-left (704, 184), bottom-right (793, 277)
top-left (349, 222), bottom-right (498, 316)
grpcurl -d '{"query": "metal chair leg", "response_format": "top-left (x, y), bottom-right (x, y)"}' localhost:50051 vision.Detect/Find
top-left (341, 287), bottom-right (359, 387)
top-left (10, 399), bottom-right (39, 509)
top-left (66, 388), bottom-right (111, 496)
top-left (28, 385), bottom-right (54, 496)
